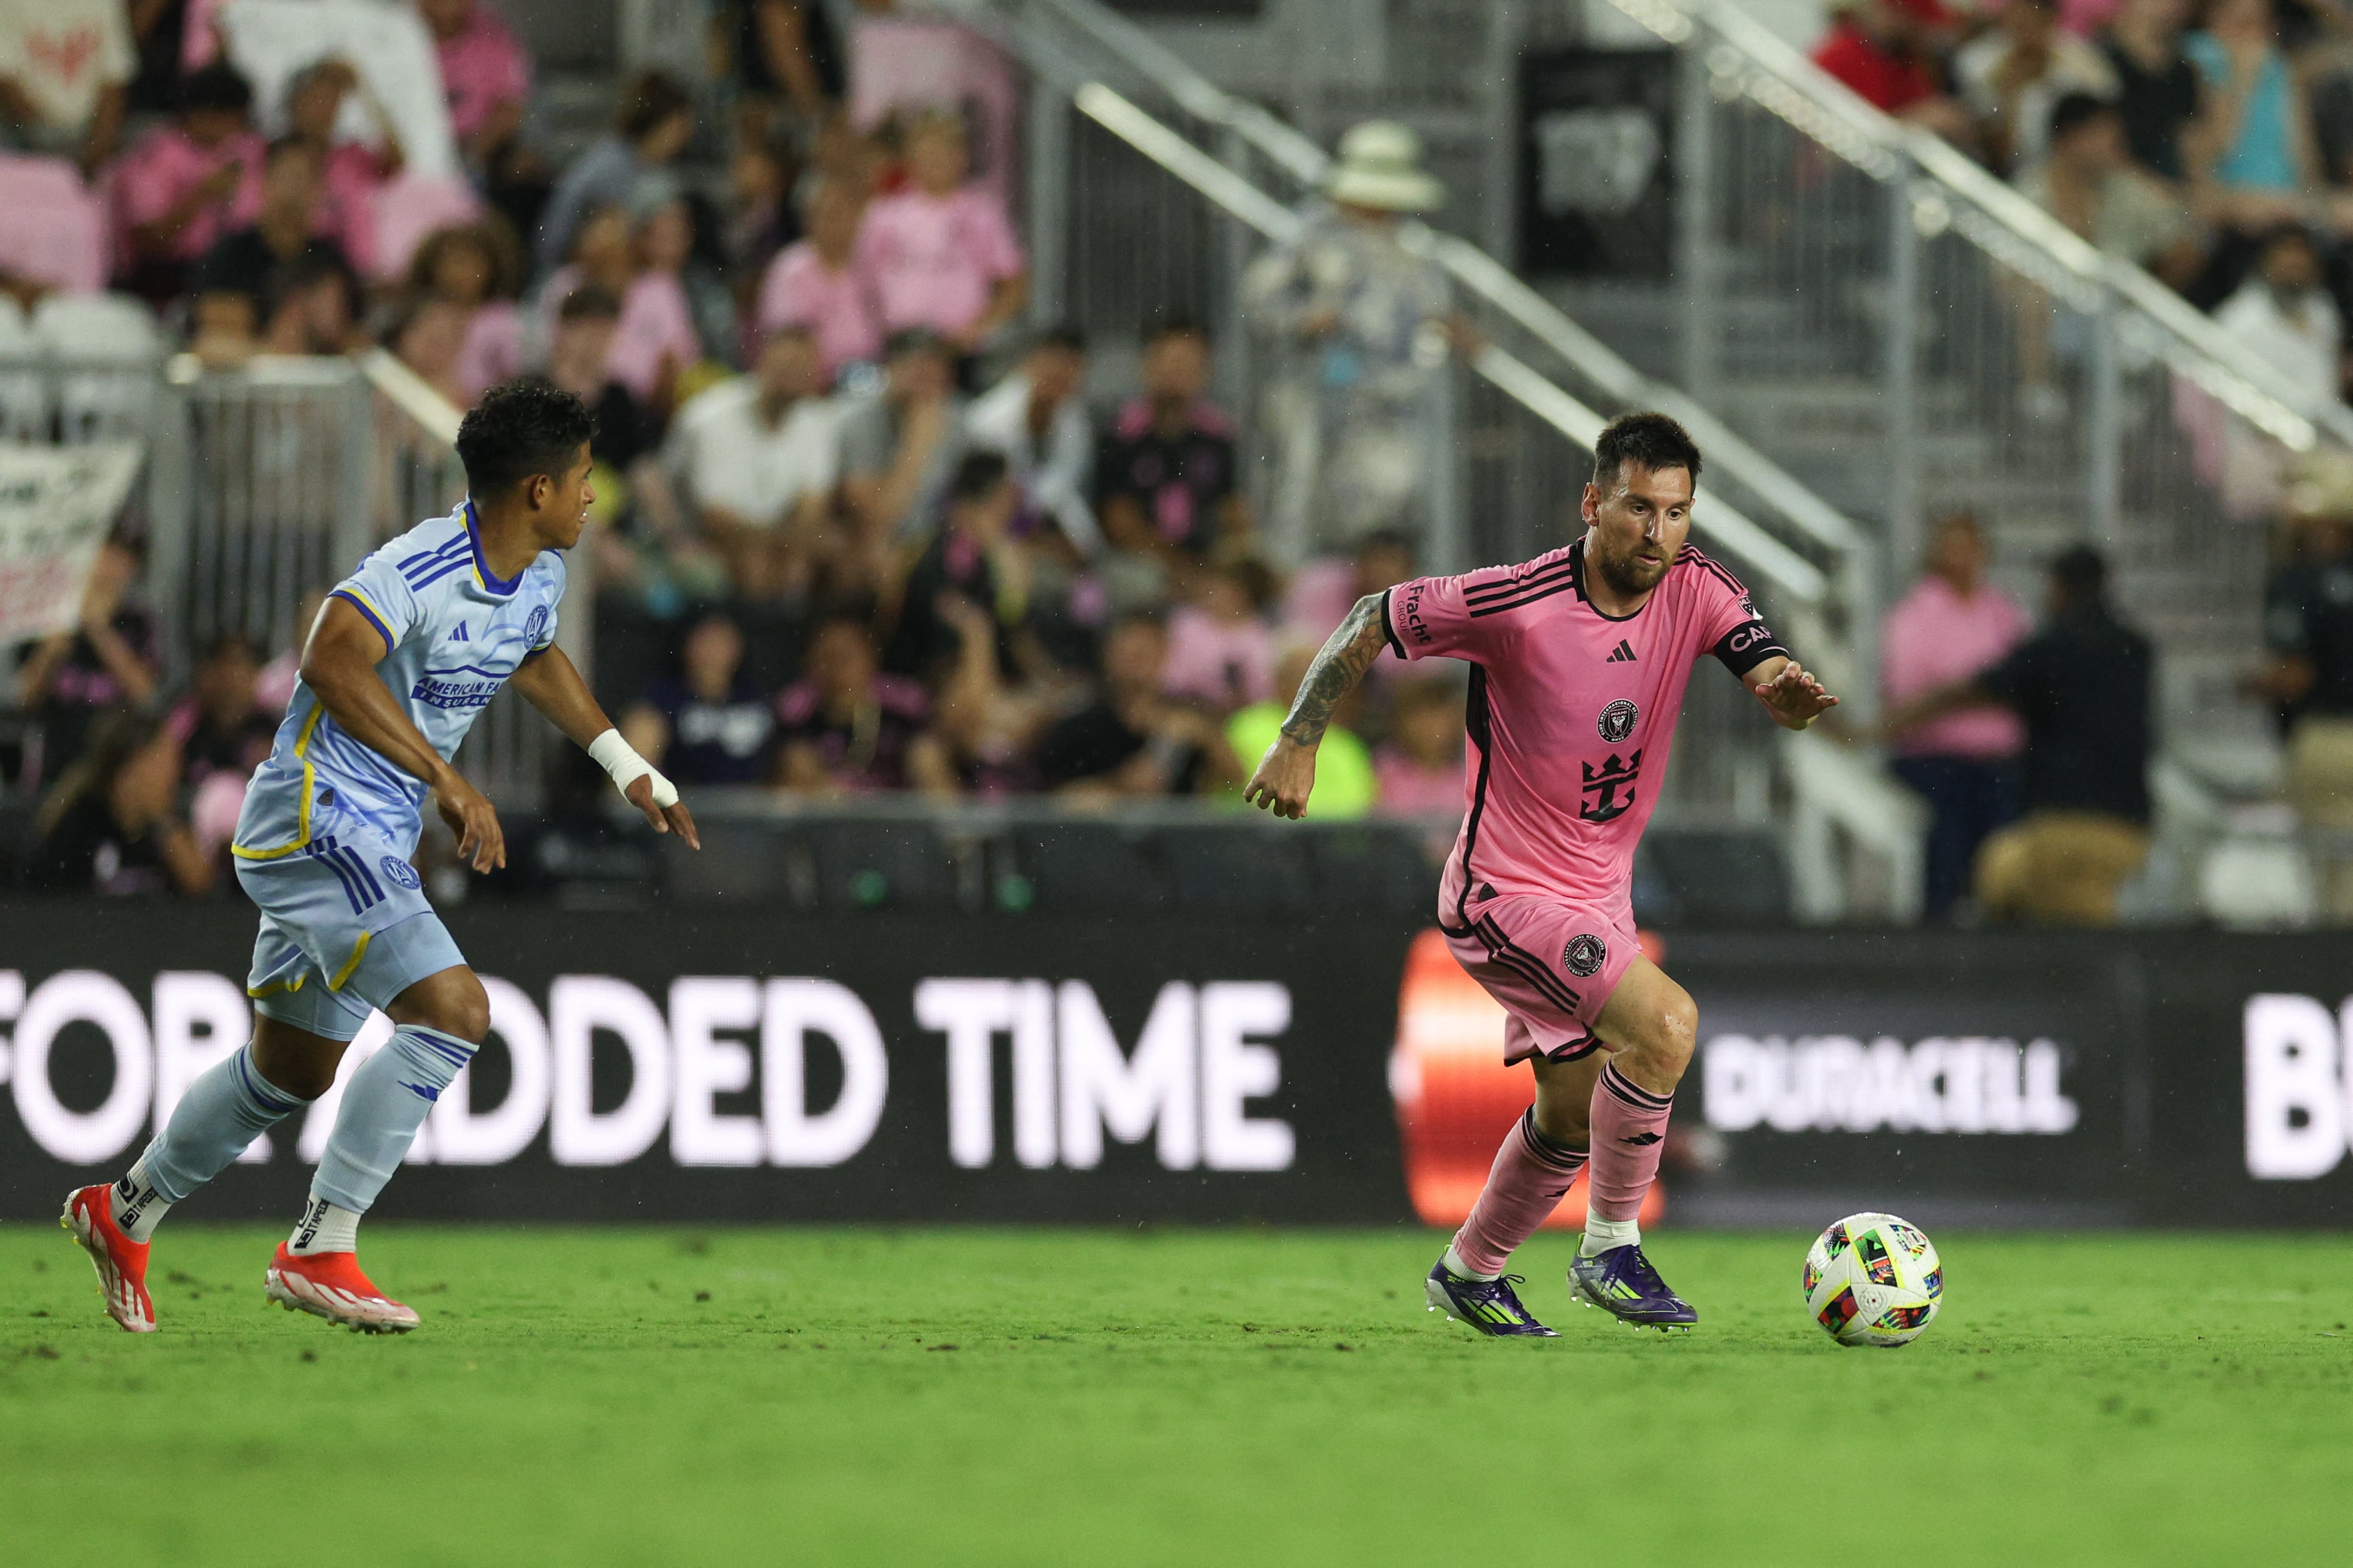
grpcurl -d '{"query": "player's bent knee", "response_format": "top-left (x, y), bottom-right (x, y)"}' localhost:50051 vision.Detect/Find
top-left (251, 1019), bottom-right (348, 1100)
top-left (1530, 1093), bottom-right (1591, 1147)
top-left (1630, 987), bottom-right (1699, 1079)
top-left (390, 966), bottom-right (491, 1044)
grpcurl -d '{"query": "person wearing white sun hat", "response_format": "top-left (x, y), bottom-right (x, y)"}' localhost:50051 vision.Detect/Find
top-left (1243, 120), bottom-right (1467, 566)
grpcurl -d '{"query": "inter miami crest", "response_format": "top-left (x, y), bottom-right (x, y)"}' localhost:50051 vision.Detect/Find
top-left (1563, 933), bottom-right (1607, 977)
top-left (1597, 698), bottom-right (1638, 745)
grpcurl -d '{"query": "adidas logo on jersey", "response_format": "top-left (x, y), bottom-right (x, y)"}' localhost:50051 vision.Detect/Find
top-left (449, 622), bottom-right (469, 642)
top-left (1604, 639), bottom-right (1636, 663)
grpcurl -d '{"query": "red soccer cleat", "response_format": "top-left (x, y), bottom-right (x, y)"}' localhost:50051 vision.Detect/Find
top-left (264, 1243), bottom-right (421, 1333)
top-left (61, 1185), bottom-right (156, 1333)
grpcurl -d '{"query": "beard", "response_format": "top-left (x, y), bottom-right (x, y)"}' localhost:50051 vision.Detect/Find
top-left (1589, 536), bottom-right (1671, 598)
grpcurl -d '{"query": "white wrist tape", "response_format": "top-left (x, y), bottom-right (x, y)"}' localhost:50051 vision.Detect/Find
top-left (588, 728), bottom-right (679, 809)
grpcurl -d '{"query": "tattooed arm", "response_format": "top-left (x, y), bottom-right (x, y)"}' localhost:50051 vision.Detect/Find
top-left (1243, 593), bottom-right (1392, 820)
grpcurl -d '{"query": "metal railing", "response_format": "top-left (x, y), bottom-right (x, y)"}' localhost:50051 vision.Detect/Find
top-left (982, 0), bottom-right (1923, 913)
top-left (1593, 0), bottom-right (2311, 713)
top-left (999, 0), bottom-right (1867, 638)
top-left (143, 351), bottom-right (557, 804)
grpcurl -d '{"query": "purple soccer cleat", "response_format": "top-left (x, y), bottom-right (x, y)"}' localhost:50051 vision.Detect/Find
top-left (1568, 1244), bottom-right (1697, 1330)
top-left (1424, 1260), bottom-right (1560, 1337)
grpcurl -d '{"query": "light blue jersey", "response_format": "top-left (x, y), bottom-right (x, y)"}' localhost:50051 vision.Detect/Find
top-left (235, 499), bottom-right (565, 860)
top-left (228, 500), bottom-right (565, 1038)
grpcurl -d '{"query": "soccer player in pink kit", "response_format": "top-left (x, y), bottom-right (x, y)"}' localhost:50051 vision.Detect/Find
top-left (1245, 414), bottom-right (1838, 1333)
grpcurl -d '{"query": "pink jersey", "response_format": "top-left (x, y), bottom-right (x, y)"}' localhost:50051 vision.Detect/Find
top-left (757, 241), bottom-right (884, 373)
top-left (1386, 539), bottom-right (1785, 925)
top-left (854, 183), bottom-right (1025, 338)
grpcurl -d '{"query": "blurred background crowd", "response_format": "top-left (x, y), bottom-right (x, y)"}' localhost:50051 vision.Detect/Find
top-left (1813, 0), bottom-right (2353, 409)
top-left (0, 0), bottom-right (1477, 902)
top-left (4, 0), bottom-right (2352, 933)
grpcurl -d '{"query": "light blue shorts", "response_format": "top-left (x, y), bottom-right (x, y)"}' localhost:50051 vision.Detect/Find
top-left (233, 817), bottom-right (467, 1042)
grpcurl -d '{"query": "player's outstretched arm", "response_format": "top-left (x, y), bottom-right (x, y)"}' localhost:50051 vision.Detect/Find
top-left (1743, 655), bottom-right (1841, 731)
top-left (1243, 592), bottom-right (1390, 820)
top-left (303, 597), bottom-right (507, 871)
top-left (509, 647), bottom-right (701, 849)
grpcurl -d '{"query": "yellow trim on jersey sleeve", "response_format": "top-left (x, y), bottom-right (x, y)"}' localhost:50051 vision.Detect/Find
top-left (247, 975), bottom-right (307, 999)
top-left (228, 705), bottom-right (327, 860)
top-left (327, 930), bottom-right (374, 992)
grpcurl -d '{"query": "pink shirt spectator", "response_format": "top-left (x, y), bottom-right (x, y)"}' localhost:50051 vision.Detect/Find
top-left (1282, 555), bottom-right (1407, 676)
top-left (1374, 747), bottom-right (1463, 819)
top-left (757, 241), bottom-right (884, 373)
top-left (1880, 575), bottom-right (2030, 759)
top-left (1161, 604), bottom-right (1275, 710)
top-left (111, 125), bottom-right (263, 269)
top-left (455, 301), bottom-right (524, 402)
top-left (255, 649), bottom-right (298, 715)
top-left (540, 264), bottom-right (701, 401)
top-left (2060, 0), bottom-right (2123, 33)
top-left (854, 185), bottom-right (1023, 339)
top-left (1387, 541), bottom-right (1785, 909)
top-left (435, 2), bottom-right (533, 144)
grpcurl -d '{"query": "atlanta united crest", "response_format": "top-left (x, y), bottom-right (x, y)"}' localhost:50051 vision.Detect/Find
top-left (1598, 698), bottom-right (1639, 745)
top-left (1563, 934), bottom-right (1607, 977)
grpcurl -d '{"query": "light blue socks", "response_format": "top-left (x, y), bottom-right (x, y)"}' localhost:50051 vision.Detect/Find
top-left (114, 1043), bottom-right (310, 1241)
top-left (308, 1024), bottom-right (477, 1216)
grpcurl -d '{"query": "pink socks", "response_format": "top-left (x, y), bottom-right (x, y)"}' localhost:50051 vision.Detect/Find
top-left (1449, 1108), bottom-right (1589, 1277)
top-left (1586, 1061), bottom-right (1674, 1222)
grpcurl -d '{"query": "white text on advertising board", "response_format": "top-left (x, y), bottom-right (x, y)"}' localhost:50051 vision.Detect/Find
top-left (2242, 994), bottom-right (2353, 1179)
top-left (1703, 1033), bottom-right (2080, 1135)
top-left (0, 971), bottom-right (1294, 1174)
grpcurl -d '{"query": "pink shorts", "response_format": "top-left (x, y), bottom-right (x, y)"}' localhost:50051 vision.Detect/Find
top-left (1444, 890), bottom-right (1639, 1065)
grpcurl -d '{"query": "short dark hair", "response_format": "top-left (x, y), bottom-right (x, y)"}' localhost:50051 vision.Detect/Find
top-left (264, 134), bottom-right (321, 170)
top-left (180, 64), bottom-right (252, 117)
top-left (1145, 315), bottom-right (1208, 346)
top-left (1593, 411), bottom-right (1701, 489)
top-left (2050, 543), bottom-right (2107, 600)
top-left (1107, 607), bottom-right (1168, 640)
top-left (2047, 91), bottom-right (2115, 145)
top-left (202, 629), bottom-right (261, 663)
top-left (617, 70), bottom-right (693, 142)
top-left (2260, 222), bottom-right (2321, 259)
top-left (884, 326), bottom-right (949, 359)
top-left (949, 451), bottom-right (1011, 505)
top-left (811, 608), bottom-right (880, 649)
top-left (456, 380), bottom-right (596, 498)
top-left (557, 284), bottom-right (623, 324)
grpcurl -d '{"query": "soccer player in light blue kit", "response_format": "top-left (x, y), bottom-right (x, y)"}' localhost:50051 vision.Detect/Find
top-left (65, 380), bottom-right (699, 1333)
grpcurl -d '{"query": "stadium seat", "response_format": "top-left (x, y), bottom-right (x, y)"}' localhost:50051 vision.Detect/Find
top-left (805, 818), bottom-right (960, 911)
top-left (658, 818), bottom-right (803, 905)
top-left (0, 298), bottom-right (49, 442)
top-left (1158, 822), bottom-right (1313, 911)
top-left (1007, 822), bottom-right (1173, 913)
top-left (1639, 830), bottom-right (1791, 926)
top-left (33, 294), bottom-right (162, 443)
top-left (1306, 824), bottom-right (1443, 917)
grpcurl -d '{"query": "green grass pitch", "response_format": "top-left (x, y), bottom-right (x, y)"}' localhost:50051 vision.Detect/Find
top-left (3, 1225), bottom-right (2347, 1566)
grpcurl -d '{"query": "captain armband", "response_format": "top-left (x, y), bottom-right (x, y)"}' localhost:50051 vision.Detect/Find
top-left (1709, 618), bottom-right (1788, 677)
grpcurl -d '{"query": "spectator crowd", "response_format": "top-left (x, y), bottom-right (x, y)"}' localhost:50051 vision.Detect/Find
top-left (1812, 0), bottom-right (2353, 408)
top-left (0, 1), bottom-right (1468, 899)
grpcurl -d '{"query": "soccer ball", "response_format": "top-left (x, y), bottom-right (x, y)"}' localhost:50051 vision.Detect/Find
top-left (1802, 1212), bottom-right (1942, 1347)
